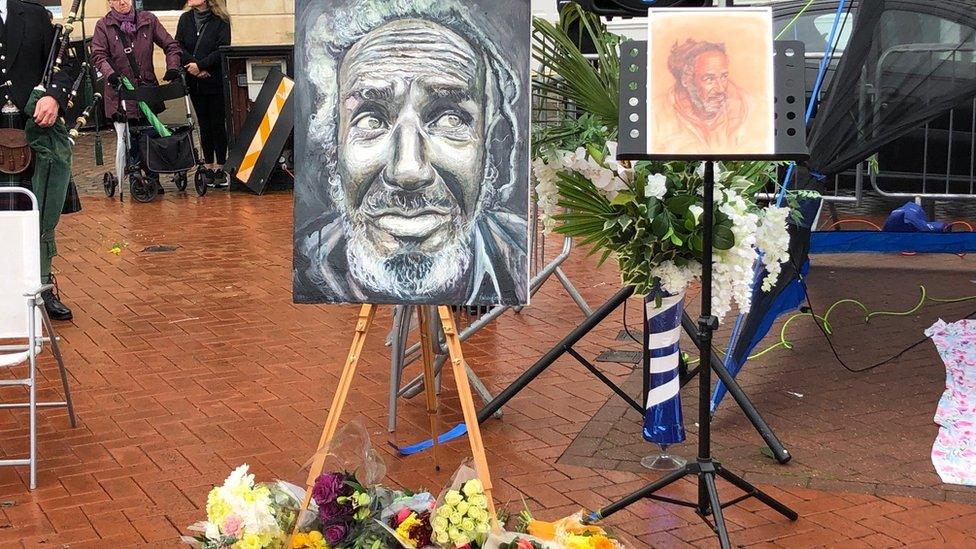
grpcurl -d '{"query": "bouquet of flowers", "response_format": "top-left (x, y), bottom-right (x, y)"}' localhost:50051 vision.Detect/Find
top-left (432, 464), bottom-right (493, 548)
top-left (311, 471), bottom-right (378, 546)
top-left (381, 492), bottom-right (437, 548)
top-left (521, 512), bottom-right (622, 549)
top-left (184, 464), bottom-right (297, 549)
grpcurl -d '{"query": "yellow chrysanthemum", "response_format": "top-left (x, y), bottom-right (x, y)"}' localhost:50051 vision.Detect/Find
top-left (206, 490), bottom-right (232, 525)
top-left (234, 533), bottom-right (266, 549)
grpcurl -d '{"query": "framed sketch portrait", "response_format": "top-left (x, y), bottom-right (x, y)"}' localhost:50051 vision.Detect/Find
top-left (292, 0), bottom-right (531, 307)
top-left (647, 8), bottom-right (775, 157)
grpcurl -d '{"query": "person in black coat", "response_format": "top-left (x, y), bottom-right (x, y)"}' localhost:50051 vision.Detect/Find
top-left (1, 0), bottom-right (79, 321)
top-left (1, 0), bottom-right (74, 128)
top-left (175, 0), bottom-right (231, 187)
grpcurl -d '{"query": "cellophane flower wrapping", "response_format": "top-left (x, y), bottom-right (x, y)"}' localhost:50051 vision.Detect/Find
top-left (431, 461), bottom-right (493, 547)
top-left (304, 421), bottom-right (393, 548)
top-left (553, 512), bottom-right (623, 549)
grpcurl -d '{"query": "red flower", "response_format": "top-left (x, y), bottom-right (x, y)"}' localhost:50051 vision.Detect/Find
top-left (517, 540), bottom-right (533, 549)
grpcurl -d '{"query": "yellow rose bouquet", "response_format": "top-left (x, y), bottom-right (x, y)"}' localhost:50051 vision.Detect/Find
top-left (431, 463), bottom-right (493, 548)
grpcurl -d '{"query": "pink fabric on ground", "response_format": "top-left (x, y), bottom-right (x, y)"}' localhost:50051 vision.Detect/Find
top-left (926, 319), bottom-right (976, 485)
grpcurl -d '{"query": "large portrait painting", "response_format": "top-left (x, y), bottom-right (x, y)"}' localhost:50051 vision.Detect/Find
top-left (293, 0), bottom-right (531, 306)
top-left (647, 8), bottom-right (775, 156)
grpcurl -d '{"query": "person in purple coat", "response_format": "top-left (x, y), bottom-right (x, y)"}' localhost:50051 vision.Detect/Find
top-left (91, 0), bottom-right (182, 190)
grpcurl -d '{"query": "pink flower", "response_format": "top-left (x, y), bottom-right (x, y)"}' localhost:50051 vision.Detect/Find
top-left (222, 514), bottom-right (243, 538)
top-left (396, 508), bottom-right (413, 524)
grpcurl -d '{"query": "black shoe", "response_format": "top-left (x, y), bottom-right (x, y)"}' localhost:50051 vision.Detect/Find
top-left (41, 289), bottom-right (73, 321)
top-left (204, 168), bottom-right (219, 188)
top-left (153, 177), bottom-right (165, 195)
top-left (214, 169), bottom-right (229, 188)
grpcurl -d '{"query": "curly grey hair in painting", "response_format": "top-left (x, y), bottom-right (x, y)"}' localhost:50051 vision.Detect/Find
top-left (302, 0), bottom-right (523, 210)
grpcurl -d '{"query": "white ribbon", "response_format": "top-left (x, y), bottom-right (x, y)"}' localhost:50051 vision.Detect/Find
top-left (647, 325), bottom-right (681, 349)
top-left (647, 351), bottom-right (679, 374)
top-left (646, 376), bottom-right (680, 408)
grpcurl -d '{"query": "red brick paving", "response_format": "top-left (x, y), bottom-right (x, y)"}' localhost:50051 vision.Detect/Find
top-left (563, 254), bottom-right (976, 506)
top-left (0, 139), bottom-right (975, 546)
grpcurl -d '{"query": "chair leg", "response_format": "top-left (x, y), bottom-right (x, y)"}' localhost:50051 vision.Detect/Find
top-left (40, 307), bottom-right (76, 428)
top-left (28, 339), bottom-right (38, 490)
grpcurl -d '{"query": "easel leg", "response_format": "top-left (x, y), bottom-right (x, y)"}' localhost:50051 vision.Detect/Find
top-left (292, 304), bottom-right (377, 534)
top-left (417, 306), bottom-right (441, 471)
top-left (437, 306), bottom-right (499, 529)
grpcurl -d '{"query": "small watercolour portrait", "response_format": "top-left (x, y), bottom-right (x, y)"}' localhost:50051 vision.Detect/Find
top-left (647, 8), bottom-right (775, 156)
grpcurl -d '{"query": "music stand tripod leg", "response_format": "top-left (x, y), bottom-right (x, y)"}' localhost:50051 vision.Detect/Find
top-left (438, 306), bottom-right (500, 530)
top-left (680, 312), bottom-right (790, 463)
top-left (291, 304), bottom-right (377, 536)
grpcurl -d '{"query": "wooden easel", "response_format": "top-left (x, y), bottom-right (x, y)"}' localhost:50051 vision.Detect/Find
top-left (291, 303), bottom-right (498, 537)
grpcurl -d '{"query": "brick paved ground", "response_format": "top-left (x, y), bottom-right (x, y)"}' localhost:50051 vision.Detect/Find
top-left (0, 135), bottom-right (974, 547)
top-left (562, 255), bottom-right (976, 505)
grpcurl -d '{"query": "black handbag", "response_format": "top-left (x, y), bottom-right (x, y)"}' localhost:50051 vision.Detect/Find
top-left (62, 177), bottom-right (82, 214)
top-left (140, 126), bottom-right (196, 174)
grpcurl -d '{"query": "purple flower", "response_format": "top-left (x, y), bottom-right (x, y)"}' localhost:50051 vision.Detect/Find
top-left (318, 500), bottom-right (353, 524)
top-left (312, 473), bottom-right (346, 506)
top-left (324, 522), bottom-right (350, 545)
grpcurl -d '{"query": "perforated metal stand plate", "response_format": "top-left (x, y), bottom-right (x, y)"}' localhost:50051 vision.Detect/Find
top-left (617, 40), bottom-right (810, 162)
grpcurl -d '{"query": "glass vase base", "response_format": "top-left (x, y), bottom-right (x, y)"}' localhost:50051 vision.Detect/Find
top-left (640, 452), bottom-right (687, 471)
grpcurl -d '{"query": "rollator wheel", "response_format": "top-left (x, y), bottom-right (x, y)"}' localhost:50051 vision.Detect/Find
top-left (194, 169), bottom-right (208, 196)
top-left (130, 174), bottom-right (158, 203)
top-left (103, 173), bottom-right (118, 198)
top-left (174, 172), bottom-right (188, 192)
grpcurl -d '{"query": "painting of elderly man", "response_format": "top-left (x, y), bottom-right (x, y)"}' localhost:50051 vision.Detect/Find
top-left (293, 0), bottom-right (530, 306)
top-left (648, 8), bottom-right (775, 156)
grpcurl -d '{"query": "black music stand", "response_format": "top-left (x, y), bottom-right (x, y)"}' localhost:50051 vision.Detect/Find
top-left (586, 40), bottom-right (810, 549)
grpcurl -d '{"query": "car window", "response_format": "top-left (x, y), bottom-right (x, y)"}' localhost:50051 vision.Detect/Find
top-left (774, 11), bottom-right (854, 54)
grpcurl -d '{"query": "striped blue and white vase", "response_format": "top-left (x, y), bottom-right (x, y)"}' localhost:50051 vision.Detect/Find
top-left (641, 289), bottom-right (687, 470)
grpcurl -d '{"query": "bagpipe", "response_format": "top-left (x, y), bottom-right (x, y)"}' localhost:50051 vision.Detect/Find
top-left (37, 0), bottom-right (101, 133)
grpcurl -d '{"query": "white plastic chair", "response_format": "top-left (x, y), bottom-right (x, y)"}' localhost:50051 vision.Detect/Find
top-left (0, 187), bottom-right (76, 489)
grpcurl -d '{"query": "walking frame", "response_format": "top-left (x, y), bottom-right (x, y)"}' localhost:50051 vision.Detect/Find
top-left (291, 304), bottom-right (499, 539)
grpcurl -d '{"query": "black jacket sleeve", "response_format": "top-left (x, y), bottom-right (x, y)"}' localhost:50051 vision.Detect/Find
top-left (175, 12), bottom-right (194, 66)
top-left (196, 20), bottom-right (231, 73)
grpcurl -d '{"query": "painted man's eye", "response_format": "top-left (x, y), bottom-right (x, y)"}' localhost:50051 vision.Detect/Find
top-left (432, 113), bottom-right (464, 129)
top-left (353, 114), bottom-right (386, 130)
